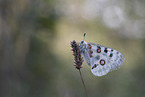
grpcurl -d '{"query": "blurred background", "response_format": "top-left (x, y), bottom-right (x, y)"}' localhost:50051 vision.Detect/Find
top-left (0, 0), bottom-right (145, 97)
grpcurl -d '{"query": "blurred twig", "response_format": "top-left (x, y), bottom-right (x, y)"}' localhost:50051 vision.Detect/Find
top-left (79, 70), bottom-right (89, 97)
top-left (71, 40), bottom-right (89, 97)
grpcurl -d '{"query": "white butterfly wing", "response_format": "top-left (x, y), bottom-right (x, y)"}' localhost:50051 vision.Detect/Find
top-left (88, 43), bottom-right (125, 76)
top-left (91, 57), bottom-right (111, 76)
top-left (81, 49), bottom-right (92, 66)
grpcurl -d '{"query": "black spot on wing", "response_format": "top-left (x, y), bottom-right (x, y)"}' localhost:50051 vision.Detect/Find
top-left (97, 46), bottom-right (101, 49)
top-left (109, 53), bottom-right (113, 57)
top-left (104, 48), bottom-right (108, 53)
top-left (92, 64), bottom-right (98, 69)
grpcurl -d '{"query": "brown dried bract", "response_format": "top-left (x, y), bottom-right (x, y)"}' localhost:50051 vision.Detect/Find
top-left (70, 40), bottom-right (83, 70)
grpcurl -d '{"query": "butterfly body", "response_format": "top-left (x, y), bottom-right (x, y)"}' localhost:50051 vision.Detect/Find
top-left (80, 40), bottom-right (125, 76)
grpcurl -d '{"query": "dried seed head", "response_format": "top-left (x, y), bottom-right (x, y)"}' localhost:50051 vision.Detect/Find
top-left (70, 40), bottom-right (83, 70)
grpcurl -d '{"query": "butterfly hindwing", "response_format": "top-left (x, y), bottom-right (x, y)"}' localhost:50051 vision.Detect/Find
top-left (91, 57), bottom-right (111, 76)
top-left (87, 42), bottom-right (125, 76)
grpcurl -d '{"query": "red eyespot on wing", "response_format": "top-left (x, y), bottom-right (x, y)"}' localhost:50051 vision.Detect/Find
top-left (97, 49), bottom-right (101, 53)
top-left (88, 44), bottom-right (91, 46)
top-left (88, 44), bottom-right (92, 49)
top-left (100, 59), bottom-right (105, 66)
top-left (90, 50), bottom-right (93, 54)
top-left (89, 54), bottom-right (92, 57)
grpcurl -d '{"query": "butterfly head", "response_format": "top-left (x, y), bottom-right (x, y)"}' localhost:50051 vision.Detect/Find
top-left (80, 33), bottom-right (87, 53)
top-left (80, 41), bottom-right (87, 52)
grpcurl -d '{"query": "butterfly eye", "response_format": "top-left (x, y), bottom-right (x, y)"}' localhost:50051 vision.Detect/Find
top-left (97, 48), bottom-right (101, 53)
top-left (81, 41), bottom-right (84, 43)
top-left (100, 59), bottom-right (105, 66)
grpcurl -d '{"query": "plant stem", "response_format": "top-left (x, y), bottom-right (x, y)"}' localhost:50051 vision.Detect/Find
top-left (79, 70), bottom-right (89, 97)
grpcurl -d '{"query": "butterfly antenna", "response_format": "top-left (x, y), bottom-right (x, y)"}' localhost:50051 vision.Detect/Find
top-left (83, 33), bottom-right (86, 41)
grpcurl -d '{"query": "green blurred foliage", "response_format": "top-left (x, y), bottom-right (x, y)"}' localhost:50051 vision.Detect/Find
top-left (0, 0), bottom-right (145, 97)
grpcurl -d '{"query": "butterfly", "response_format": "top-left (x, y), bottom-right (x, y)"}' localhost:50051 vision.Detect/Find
top-left (79, 33), bottom-right (125, 76)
